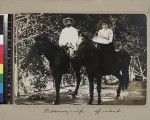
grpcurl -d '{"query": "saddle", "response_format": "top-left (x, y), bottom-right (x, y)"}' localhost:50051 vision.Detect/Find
top-left (62, 45), bottom-right (76, 74)
top-left (95, 42), bottom-right (116, 70)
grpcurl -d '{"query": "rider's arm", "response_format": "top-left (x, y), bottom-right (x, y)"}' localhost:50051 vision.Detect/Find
top-left (71, 29), bottom-right (79, 50)
top-left (98, 30), bottom-right (102, 36)
top-left (108, 29), bottom-right (113, 43)
top-left (59, 29), bottom-right (68, 46)
top-left (98, 30), bottom-right (106, 39)
top-left (95, 30), bottom-right (109, 44)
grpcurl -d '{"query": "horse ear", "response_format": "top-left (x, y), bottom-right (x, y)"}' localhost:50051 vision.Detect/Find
top-left (34, 34), bottom-right (43, 44)
top-left (81, 32), bottom-right (93, 43)
top-left (34, 35), bottom-right (39, 42)
top-left (81, 32), bottom-right (89, 39)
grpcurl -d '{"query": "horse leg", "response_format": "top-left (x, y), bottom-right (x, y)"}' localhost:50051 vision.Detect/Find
top-left (53, 73), bottom-right (62, 105)
top-left (116, 66), bottom-right (130, 101)
top-left (97, 75), bottom-right (102, 105)
top-left (117, 82), bottom-right (121, 98)
top-left (122, 66), bottom-right (130, 90)
top-left (72, 70), bottom-right (81, 98)
top-left (115, 73), bottom-right (122, 100)
top-left (88, 75), bottom-right (94, 105)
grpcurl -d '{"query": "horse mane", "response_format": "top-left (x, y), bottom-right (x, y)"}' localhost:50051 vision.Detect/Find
top-left (79, 34), bottom-right (94, 49)
top-left (77, 34), bottom-right (98, 65)
top-left (35, 33), bottom-right (62, 51)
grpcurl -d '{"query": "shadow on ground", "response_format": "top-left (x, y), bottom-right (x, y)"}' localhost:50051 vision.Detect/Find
top-left (15, 81), bottom-right (146, 105)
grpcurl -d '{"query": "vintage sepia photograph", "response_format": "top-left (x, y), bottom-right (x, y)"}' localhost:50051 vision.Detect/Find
top-left (14, 14), bottom-right (147, 105)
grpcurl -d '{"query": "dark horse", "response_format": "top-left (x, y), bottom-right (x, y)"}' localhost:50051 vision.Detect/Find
top-left (73, 34), bottom-right (131, 104)
top-left (31, 33), bottom-right (130, 105)
top-left (33, 34), bottom-right (82, 105)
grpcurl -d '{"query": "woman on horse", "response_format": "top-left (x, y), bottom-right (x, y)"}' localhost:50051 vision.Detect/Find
top-left (93, 20), bottom-right (115, 68)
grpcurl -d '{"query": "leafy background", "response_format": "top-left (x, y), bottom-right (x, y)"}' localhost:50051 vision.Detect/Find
top-left (14, 14), bottom-right (147, 96)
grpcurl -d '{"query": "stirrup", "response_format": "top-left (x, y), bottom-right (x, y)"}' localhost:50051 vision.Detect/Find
top-left (68, 68), bottom-right (73, 74)
top-left (68, 64), bottom-right (73, 74)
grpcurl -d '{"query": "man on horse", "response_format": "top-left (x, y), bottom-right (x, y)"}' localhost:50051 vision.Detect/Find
top-left (59, 17), bottom-right (81, 72)
top-left (59, 17), bottom-right (79, 59)
top-left (93, 20), bottom-right (115, 69)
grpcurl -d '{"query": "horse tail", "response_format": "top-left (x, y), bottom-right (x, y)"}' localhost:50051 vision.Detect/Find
top-left (121, 53), bottom-right (131, 90)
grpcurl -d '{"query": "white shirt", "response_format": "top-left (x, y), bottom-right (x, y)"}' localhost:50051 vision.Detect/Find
top-left (93, 28), bottom-right (113, 44)
top-left (59, 26), bottom-right (79, 50)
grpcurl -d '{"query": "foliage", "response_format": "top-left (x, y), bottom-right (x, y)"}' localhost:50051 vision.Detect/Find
top-left (14, 14), bottom-right (147, 94)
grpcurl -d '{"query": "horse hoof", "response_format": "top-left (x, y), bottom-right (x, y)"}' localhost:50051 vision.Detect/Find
top-left (116, 96), bottom-right (119, 100)
top-left (87, 101), bottom-right (92, 105)
top-left (97, 101), bottom-right (102, 105)
top-left (72, 93), bottom-right (76, 98)
top-left (53, 101), bottom-right (59, 105)
top-left (116, 95), bottom-right (123, 101)
top-left (72, 95), bottom-right (76, 99)
top-left (72, 92), bottom-right (77, 98)
top-left (119, 95), bottom-right (124, 101)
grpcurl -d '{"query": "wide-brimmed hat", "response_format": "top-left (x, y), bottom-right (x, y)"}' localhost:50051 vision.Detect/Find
top-left (62, 17), bottom-right (75, 25)
top-left (101, 19), bottom-right (109, 25)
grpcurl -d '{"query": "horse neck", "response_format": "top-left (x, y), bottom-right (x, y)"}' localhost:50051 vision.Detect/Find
top-left (42, 41), bottom-right (58, 61)
top-left (78, 41), bottom-right (96, 61)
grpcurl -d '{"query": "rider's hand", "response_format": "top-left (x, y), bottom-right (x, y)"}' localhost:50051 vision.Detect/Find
top-left (95, 43), bottom-right (98, 48)
top-left (99, 35), bottom-right (108, 40)
top-left (66, 43), bottom-right (71, 48)
top-left (99, 35), bottom-right (105, 39)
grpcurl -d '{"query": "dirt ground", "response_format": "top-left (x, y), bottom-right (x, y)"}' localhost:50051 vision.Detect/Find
top-left (15, 81), bottom-right (146, 105)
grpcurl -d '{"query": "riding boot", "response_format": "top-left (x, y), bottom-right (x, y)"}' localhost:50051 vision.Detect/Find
top-left (68, 58), bottom-right (74, 74)
top-left (68, 48), bottom-right (75, 74)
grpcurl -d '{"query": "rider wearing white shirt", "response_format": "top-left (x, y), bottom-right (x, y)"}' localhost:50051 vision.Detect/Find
top-left (59, 17), bottom-right (79, 58)
top-left (93, 21), bottom-right (115, 68)
top-left (97, 28), bottom-right (113, 44)
top-left (59, 26), bottom-right (78, 50)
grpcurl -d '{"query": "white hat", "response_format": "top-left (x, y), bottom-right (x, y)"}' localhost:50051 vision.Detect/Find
top-left (62, 17), bottom-right (75, 25)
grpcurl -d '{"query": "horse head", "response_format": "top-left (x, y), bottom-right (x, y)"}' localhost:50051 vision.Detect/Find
top-left (78, 32), bottom-right (95, 51)
top-left (34, 33), bottom-right (59, 53)
top-left (76, 32), bottom-right (97, 63)
top-left (81, 32), bottom-right (93, 43)
top-left (34, 33), bottom-right (50, 45)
